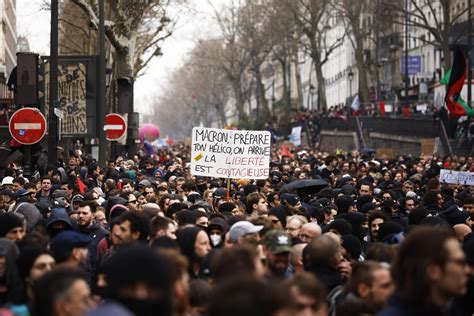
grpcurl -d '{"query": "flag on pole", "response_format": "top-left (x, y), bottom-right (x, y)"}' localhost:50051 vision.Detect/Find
top-left (76, 177), bottom-right (87, 194)
top-left (281, 144), bottom-right (294, 159)
top-left (350, 95), bottom-right (360, 112)
top-left (444, 48), bottom-right (474, 116)
top-left (379, 100), bottom-right (385, 117)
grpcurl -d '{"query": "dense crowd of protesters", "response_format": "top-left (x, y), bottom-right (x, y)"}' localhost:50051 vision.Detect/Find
top-left (0, 144), bottom-right (470, 316)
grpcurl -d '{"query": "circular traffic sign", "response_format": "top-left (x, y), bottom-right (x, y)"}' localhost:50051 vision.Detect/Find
top-left (105, 113), bottom-right (127, 141)
top-left (9, 108), bottom-right (47, 145)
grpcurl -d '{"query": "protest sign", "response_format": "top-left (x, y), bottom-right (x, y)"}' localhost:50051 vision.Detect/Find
top-left (440, 169), bottom-right (474, 185)
top-left (290, 126), bottom-right (302, 146)
top-left (191, 127), bottom-right (271, 179)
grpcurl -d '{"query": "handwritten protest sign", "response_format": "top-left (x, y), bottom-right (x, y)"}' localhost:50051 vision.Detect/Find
top-left (191, 127), bottom-right (271, 179)
top-left (440, 169), bottom-right (474, 186)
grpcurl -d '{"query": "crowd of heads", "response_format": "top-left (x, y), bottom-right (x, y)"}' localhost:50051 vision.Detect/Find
top-left (0, 145), bottom-right (471, 316)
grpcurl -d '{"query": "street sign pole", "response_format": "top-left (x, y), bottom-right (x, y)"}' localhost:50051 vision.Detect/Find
top-left (48, 0), bottom-right (59, 167)
top-left (98, 0), bottom-right (107, 167)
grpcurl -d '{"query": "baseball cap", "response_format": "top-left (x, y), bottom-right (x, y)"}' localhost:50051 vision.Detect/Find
top-left (229, 221), bottom-right (263, 243)
top-left (0, 189), bottom-right (14, 198)
top-left (53, 190), bottom-right (68, 199)
top-left (138, 179), bottom-right (152, 188)
top-left (262, 230), bottom-right (292, 254)
top-left (15, 189), bottom-right (32, 199)
top-left (50, 230), bottom-right (92, 262)
top-left (1, 177), bottom-right (14, 186)
top-left (280, 193), bottom-right (300, 207)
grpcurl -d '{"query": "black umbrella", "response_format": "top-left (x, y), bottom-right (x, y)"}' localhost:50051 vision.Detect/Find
top-left (280, 179), bottom-right (328, 191)
top-left (280, 179), bottom-right (328, 201)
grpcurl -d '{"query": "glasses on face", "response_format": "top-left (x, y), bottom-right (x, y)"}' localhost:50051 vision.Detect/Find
top-left (298, 234), bottom-right (311, 241)
top-left (129, 200), bottom-right (138, 204)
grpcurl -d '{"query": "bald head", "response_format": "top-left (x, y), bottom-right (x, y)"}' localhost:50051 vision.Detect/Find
top-left (290, 243), bottom-right (307, 274)
top-left (454, 224), bottom-right (472, 242)
top-left (298, 223), bottom-right (322, 243)
top-left (307, 235), bottom-right (340, 268)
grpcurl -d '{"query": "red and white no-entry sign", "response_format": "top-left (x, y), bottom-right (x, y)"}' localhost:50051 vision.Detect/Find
top-left (105, 113), bottom-right (127, 141)
top-left (9, 108), bottom-right (47, 145)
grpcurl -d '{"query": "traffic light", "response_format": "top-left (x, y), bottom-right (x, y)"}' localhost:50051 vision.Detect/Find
top-left (117, 76), bottom-right (133, 113)
top-left (16, 53), bottom-right (39, 106)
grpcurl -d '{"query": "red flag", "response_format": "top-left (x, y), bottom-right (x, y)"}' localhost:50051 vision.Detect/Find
top-left (379, 101), bottom-right (385, 117)
top-left (445, 48), bottom-right (469, 116)
top-left (281, 144), bottom-right (294, 159)
top-left (76, 177), bottom-right (86, 194)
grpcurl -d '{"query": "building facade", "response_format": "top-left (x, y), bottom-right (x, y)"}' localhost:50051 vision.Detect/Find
top-left (0, 0), bottom-right (16, 98)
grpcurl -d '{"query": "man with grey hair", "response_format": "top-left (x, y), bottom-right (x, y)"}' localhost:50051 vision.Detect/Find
top-left (286, 215), bottom-right (307, 239)
top-left (298, 223), bottom-right (322, 243)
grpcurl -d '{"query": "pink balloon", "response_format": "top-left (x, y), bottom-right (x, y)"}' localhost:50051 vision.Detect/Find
top-left (139, 123), bottom-right (160, 142)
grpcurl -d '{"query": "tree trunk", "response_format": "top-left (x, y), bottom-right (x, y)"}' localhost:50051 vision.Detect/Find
top-left (311, 49), bottom-right (327, 110)
top-left (294, 52), bottom-right (304, 110)
top-left (255, 68), bottom-right (271, 123)
top-left (354, 35), bottom-right (370, 106)
top-left (232, 81), bottom-right (247, 123)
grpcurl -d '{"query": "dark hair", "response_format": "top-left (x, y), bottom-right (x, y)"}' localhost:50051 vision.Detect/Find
top-left (33, 267), bottom-right (86, 316)
top-left (41, 176), bottom-right (52, 183)
top-left (78, 201), bottom-right (96, 213)
top-left (116, 212), bottom-right (150, 241)
top-left (211, 245), bottom-right (259, 284)
top-left (285, 272), bottom-right (327, 310)
top-left (150, 216), bottom-right (174, 239)
top-left (365, 243), bottom-right (396, 263)
top-left (344, 261), bottom-right (384, 295)
top-left (208, 277), bottom-right (290, 316)
top-left (422, 190), bottom-right (440, 207)
top-left (392, 226), bottom-right (454, 303)
top-left (246, 192), bottom-right (265, 214)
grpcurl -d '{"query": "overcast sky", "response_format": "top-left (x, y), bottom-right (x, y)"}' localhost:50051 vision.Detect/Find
top-left (16, 0), bottom-right (222, 114)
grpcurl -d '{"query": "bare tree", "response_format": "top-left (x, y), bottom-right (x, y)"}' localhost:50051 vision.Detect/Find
top-left (380, 0), bottom-right (469, 72)
top-left (237, 0), bottom-right (278, 125)
top-left (285, 0), bottom-right (345, 110)
top-left (71, 0), bottom-right (184, 78)
top-left (207, 0), bottom-right (251, 126)
top-left (337, 0), bottom-right (373, 105)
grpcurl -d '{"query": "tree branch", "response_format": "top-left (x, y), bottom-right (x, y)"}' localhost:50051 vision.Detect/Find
top-left (71, 0), bottom-right (128, 53)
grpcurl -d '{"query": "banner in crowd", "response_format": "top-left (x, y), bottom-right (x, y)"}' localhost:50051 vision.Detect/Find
top-left (191, 127), bottom-right (271, 179)
top-left (289, 126), bottom-right (302, 146)
top-left (439, 169), bottom-right (474, 185)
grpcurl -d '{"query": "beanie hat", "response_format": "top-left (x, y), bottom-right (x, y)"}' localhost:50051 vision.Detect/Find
top-left (335, 195), bottom-right (354, 214)
top-left (378, 221), bottom-right (404, 241)
top-left (441, 205), bottom-right (469, 226)
top-left (16, 245), bottom-right (50, 280)
top-left (109, 204), bottom-right (129, 221)
top-left (268, 205), bottom-right (288, 228)
top-left (341, 235), bottom-right (362, 260)
top-left (408, 207), bottom-right (430, 225)
top-left (327, 219), bottom-right (353, 236)
top-left (218, 202), bottom-right (237, 214)
top-left (0, 213), bottom-right (23, 237)
top-left (356, 195), bottom-right (374, 212)
top-left (175, 210), bottom-right (198, 226)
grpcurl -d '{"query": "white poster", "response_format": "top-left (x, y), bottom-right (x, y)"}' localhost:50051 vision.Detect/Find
top-left (440, 169), bottom-right (474, 185)
top-left (290, 126), bottom-right (302, 146)
top-left (191, 127), bottom-right (271, 179)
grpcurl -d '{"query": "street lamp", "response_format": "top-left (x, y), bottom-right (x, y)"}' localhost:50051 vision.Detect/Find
top-left (309, 84), bottom-right (316, 110)
top-left (348, 69), bottom-right (354, 105)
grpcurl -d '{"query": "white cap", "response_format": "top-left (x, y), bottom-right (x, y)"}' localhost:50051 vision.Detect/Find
top-left (1, 176), bottom-right (14, 186)
top-left (229, 221), bottom-right (263, 243)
